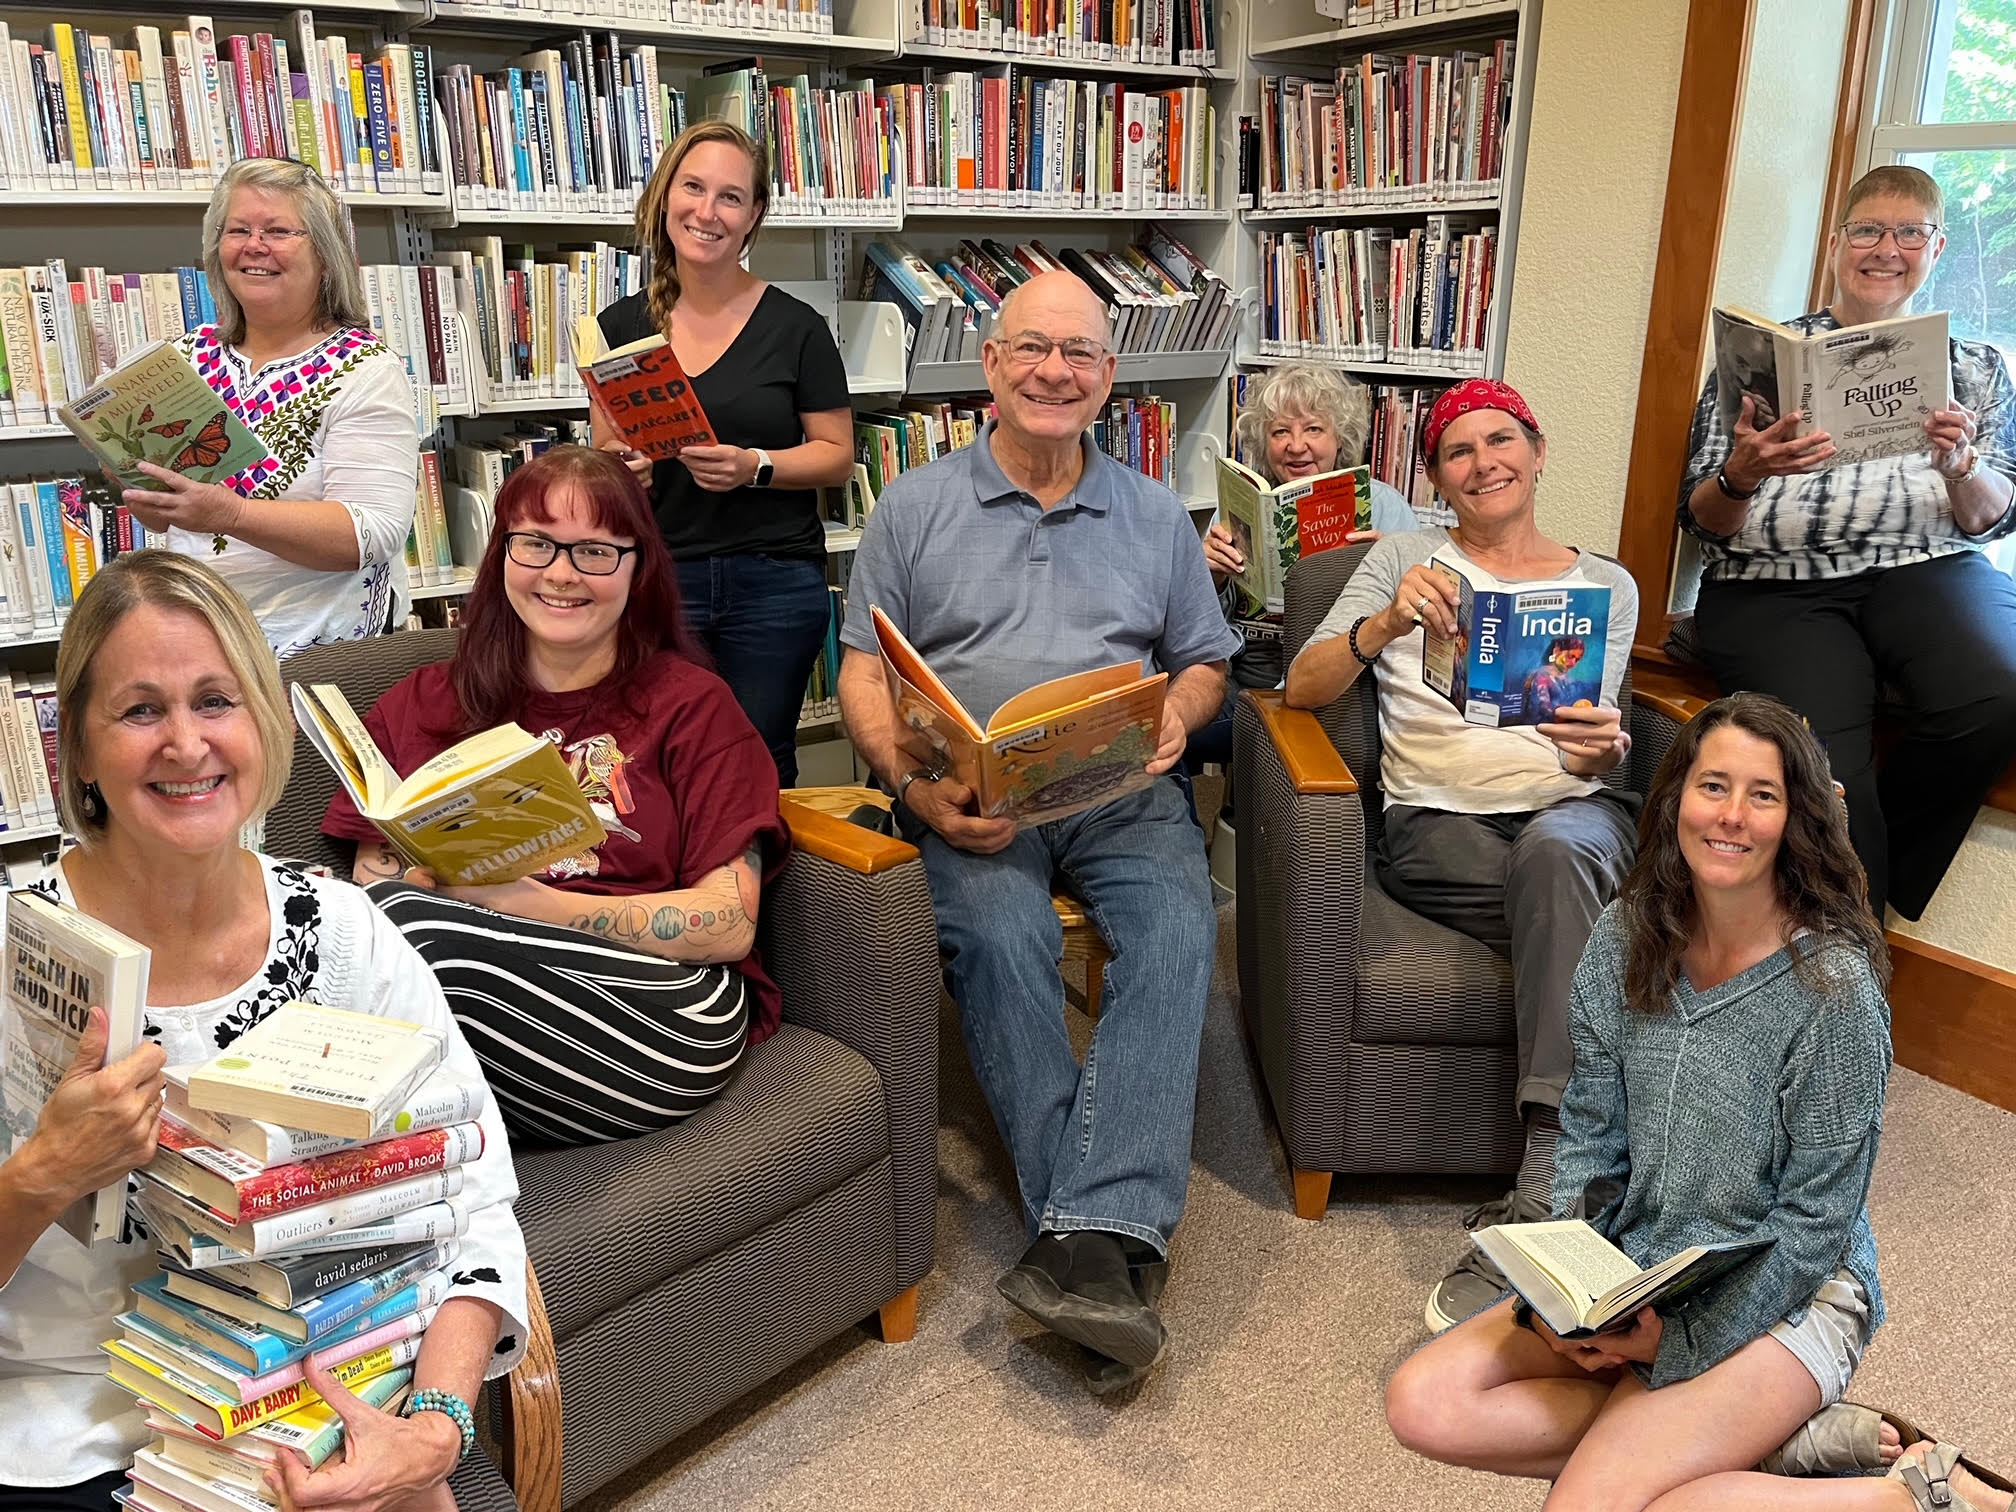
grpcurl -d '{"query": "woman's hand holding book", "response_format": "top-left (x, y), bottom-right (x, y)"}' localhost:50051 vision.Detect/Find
top-left (20, 1004), bottom-right (166, 1212)
top-left (267, 1359), bottom-right (460, 1512)
top-left (118, 459), bottom-right (249, 542)
top-left (1533, 1305), bottom-right (1662, 1372)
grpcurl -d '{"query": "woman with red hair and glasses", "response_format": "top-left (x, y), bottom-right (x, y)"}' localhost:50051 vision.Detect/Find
top-left (320, 446), bottom-right (788, 1146)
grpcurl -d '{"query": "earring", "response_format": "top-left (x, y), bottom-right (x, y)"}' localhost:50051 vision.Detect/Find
top-left (80, 782), bottom-right (104, 822)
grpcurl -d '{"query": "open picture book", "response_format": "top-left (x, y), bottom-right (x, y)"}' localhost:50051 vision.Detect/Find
top-left (1712, 306), bottom-right (1951, 468)
top-left (870, 605), bottom-right (1167, 826)
top-left (58, 339), bottom-right (278, 498)
top-left (1471, 1218), bottom-right (1775, 1339)
top-left (1215, 455), bottom-right (1372, 616)
top-left (572, 313), bottom-right (718, 458)
top-left (291, 682), bottom-right (606, 887)
top-left (1420, 548), bottom-right (1612, 728)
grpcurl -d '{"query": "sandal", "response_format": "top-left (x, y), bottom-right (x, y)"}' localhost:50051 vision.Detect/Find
top-left (1891, 1444), bottom-right (2005, 1511)
top-left (1759, 1401), bottom-right (1928, 1476)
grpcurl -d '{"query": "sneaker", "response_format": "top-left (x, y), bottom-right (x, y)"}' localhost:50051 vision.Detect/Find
top-left (1423, 1190), bottom-right (1548, 1334)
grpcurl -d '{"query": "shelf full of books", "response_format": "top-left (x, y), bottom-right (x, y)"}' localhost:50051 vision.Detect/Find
top-left (0, 18), bottom-right (448, 202)
top-left (1246, 42), bottom-right (1514, 213)
top-left (425, 0), bottom-right (867, 44)
top-left (903, 0), bottom-right (1221, 66)
top-left (1250, 0), bottom-right (1521, 62)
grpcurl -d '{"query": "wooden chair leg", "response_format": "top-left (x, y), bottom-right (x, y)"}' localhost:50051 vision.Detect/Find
top-left (877, 1283), bottom-right (919, 1343)
top-left (1083, 955), bottom-right (1105, 1021)
top-left (1291, 1167), bottom-right (1333, 1221)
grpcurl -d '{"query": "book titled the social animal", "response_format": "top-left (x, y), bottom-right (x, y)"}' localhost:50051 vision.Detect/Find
top-left (1420, 549), bottom-right (1611, 729)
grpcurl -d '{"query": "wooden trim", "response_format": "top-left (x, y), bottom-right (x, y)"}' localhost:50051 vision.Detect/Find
top-left (501, 1261), bottom-right (562, 1512)
top-left (1616, 0), bottom-right (1758, 616)
top-left (1807, 0), bottom-right (1880, 310)
top-left (1632, 687), bottom-right (1711, 726)
top-left (781, 798), bottom-right (919, 875)
top-left (1246, 690), bottom-right (1359, 795)
top-left (1886, 932), bottom-right (2016, 1115)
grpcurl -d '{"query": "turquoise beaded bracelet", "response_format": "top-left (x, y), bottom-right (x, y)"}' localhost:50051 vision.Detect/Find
top-left (403, 1387), bottom-right (476, 1463)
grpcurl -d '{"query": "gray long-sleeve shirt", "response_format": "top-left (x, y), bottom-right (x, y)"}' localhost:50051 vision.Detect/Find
top-left (1554, 903), bottom-right (1890, 1389)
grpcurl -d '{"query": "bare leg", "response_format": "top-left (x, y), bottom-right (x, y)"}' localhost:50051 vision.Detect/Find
top-left (1543, 1333), bottom-right (1821, 1511)
top-left (1650, 1444), bottom-right (2011, 1512)
top-left (1386, 1298), bottom-right (1619, 1481)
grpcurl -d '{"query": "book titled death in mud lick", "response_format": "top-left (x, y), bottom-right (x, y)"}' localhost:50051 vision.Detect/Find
top-left (292, 681), bottom-right (607, 887)
top-left (870, 605), bottom-right (1168, 826)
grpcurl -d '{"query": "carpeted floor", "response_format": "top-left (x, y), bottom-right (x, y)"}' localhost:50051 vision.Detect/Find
top-left (584, 901), bottom-right (2016, 1512)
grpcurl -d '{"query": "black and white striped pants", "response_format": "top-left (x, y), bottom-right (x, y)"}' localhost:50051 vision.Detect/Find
top-left (368, 883), bottom-right (749, 1147)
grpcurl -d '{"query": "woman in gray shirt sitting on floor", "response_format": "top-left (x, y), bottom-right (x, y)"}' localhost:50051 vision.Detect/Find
top-left (1382, 693), bottom-right (2003, 1511)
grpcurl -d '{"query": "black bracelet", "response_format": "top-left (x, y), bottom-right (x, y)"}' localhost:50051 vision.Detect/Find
top-left (1347, 615), bottom-right (1378, 667)
top-left (1715, 467), bottom-right (1759, 501)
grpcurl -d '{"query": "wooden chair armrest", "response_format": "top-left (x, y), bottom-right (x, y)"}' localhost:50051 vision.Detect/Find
top-left (781, 796), bottom-right (920, 875)
top-left (1246, 691), bottom-right (1359, 796)
top-left (500, 1261), bottom-right (562, 1512)
top-left (1631, 687), bottom-right (1711, 726)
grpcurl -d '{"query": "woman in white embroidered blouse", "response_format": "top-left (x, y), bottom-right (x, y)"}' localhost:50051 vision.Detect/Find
top-left (112, 158), bottom-right (419, 658)
top-left (0, 552), bottom-right (528, 1511)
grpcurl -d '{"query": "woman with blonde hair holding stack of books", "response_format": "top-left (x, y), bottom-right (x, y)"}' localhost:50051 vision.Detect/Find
top-left (0, 551), bottom-right (527, 1512)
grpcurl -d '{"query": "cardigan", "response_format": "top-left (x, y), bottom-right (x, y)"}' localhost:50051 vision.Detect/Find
top-left (1552, 903), bottom-right (1890, 1389)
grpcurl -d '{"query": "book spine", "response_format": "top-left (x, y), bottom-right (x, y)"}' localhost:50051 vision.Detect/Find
top-left (235, 1124), bottom-right (482, 1220)
top-left (236, 1328), bottom-right (422, 1404)
top-left (362, 59), bottom-right (393, 191)
top-left (239, 1168), bottom-right (464, 1252)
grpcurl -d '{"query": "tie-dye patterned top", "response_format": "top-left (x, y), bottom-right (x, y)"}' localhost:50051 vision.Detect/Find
top-left (170, 325), bottom-right (418, 655)
top-left (1679, 308), bottom-right (2016, 582)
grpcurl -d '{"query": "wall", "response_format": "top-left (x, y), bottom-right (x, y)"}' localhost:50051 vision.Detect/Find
top-left (1502, 0), bottom-right (2016, 974)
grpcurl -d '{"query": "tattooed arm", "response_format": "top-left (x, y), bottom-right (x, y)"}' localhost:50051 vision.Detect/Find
top-left (351, 840), bottom-right (408, 886)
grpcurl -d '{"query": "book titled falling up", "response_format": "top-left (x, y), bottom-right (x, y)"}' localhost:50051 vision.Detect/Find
top-left (572, 313), bottom-right (718, 459)
top-left (57, 340), bottom-right (280, 497)
top-left (871, 605), bottom-right (1167, 826)
top-left (292, 681), bottom-right (606, 886)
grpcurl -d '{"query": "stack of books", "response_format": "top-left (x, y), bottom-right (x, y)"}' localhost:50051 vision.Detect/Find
top-left (108, 1003), bottom-right (489, 1512)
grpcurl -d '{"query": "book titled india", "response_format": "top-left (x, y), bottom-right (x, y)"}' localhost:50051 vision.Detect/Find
top-left (1421, 550), bottom-right (1612, 729)
top-left (57, 339), bottom-right (278, 497)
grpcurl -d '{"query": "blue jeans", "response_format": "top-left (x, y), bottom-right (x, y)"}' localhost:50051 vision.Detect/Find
top-left (899, 779), bottom-right (1216, 1254)
top-left (676, 552), bottom-right (831, 789)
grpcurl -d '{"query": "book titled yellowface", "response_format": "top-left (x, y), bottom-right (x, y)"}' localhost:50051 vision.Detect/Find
top-left (291, 681), bottom-right (607, 885)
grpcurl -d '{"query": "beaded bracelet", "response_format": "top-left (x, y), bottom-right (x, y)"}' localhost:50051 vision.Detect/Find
top-left (403, 1387), bottom-right (476, 1463)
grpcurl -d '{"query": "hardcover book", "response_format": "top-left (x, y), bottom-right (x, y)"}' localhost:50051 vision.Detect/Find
top-left (1712, 306), bottom-right (1951, 468)
top-left (571, 312), bottom-right (717, 458)
top-left (292, 681), bottom-right (606, 887)
top-left (56, 338), bottom-right (277, 497)
top-left (162, 1238), bottom-right (457, 1343)
top-left (1, 889), bottom-right (150, 1244)
top-left (1471, 1218), bottom-right (1775, 1339)
top-left (192, 1237), bottom-right (449, 1310)
top-left (144, 1366), bottom-right (412, 1471)
top-left (1420, 550), bottom-right (1611, 728)
top-left (138, 1165), bottom-right (467, 1257)
top-left (1215, 455), bottom-right (1372, 616)
top-left (870, 604), bottom-right (1167, 826)
top-left (183, 1000), bottom-right (447, 1142)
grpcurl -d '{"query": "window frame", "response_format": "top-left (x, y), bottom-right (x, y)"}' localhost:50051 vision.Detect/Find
top-left (1858, 0), bottom-right (2016, 170)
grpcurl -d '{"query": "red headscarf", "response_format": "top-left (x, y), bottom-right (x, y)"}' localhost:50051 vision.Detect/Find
top-left (1420, 378), bottom-right (1544, 463)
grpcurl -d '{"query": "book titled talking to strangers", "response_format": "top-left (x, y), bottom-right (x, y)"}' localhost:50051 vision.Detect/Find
top-left (1420, 549), bottom-right (1611, 729)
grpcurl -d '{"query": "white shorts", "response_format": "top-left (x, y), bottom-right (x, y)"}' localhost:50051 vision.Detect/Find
top-left (1767, 1270), bottom-right (1872, 1406)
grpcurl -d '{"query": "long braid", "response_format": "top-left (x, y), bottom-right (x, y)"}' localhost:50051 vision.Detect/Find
top-left (632, 120), bottom-right (770, 339)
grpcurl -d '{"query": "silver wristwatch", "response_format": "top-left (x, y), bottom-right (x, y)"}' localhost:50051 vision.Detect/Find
top-left (896, 763), bottom-right (943, 806)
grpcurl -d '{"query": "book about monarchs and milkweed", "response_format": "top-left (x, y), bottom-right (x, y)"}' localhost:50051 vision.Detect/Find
top-left (56, 340), bottom-right (280, 498)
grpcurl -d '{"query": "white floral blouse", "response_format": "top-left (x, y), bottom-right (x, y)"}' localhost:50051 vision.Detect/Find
top-left (169, 326), bottom-right (419, 656)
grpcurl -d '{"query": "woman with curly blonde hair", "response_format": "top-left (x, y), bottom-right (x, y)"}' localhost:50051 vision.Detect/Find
top-left (589, 120), bottom-right (853, 786)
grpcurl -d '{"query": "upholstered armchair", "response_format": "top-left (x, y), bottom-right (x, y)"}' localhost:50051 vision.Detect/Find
top-left (1233, 545), bottom-right (1692, 1218)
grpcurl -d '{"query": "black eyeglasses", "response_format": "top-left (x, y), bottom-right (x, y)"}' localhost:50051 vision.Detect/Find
top-left (505, 532), bottom-right (637, 575)
top-left (1840, 220), bottom-right (1940, 250)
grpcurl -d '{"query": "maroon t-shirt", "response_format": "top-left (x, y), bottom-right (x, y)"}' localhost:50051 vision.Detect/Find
top-left (321, 652), bottom-right (792, 1042)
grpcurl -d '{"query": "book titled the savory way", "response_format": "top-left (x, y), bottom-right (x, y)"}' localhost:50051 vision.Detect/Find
top-left (870, 605), bottom-right (1167, 826)
top-left (56, 339), bottom-right (277, 496)
top-left (572, 312), bottom-right (718, 458)
top-left (1, 890), bottom-right (150, 1244)
top-left (1215, 455), bottom-right (1372, 616)
top-left (1711, 306), bottom-right (1951, 467)
top-left (292, 681), bottom-right (607, 887)
top-left (1471, 1218), bottom-right (1775, 1339)
top-left (1420, 549), bottom-right (1612, 729)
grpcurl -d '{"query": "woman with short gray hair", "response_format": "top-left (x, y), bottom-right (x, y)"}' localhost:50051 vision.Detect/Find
top-left (110, 158), bottom-right (419, 656)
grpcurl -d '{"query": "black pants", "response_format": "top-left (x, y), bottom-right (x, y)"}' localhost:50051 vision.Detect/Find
top-left (1694, 549), bottom-right (2016, 919)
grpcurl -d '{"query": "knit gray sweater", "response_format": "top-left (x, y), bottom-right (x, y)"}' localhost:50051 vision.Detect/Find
top-left (1553, 903), bottom-right (1890, 1389)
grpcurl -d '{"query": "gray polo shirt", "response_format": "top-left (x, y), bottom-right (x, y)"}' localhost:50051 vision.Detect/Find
top-left (840, 422), bottom-right (1241, 727)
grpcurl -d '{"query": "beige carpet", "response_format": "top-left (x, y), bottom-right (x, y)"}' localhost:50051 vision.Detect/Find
top-left (585, 903), bottom-right (2016, 1512)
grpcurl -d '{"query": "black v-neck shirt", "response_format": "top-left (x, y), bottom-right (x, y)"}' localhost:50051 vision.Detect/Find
top-left (597, 284), bottom-right (851, 560)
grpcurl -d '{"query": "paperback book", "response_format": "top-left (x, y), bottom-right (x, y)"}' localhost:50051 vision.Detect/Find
top-left (1712, 306), bottom-right (1951, 467)
top-left (1420, 550), bottom-right (1611, 728)
top-left (1471, 1218), bottom-right (1775, 1339)
top-left (870, 605), bottom-right (1167, 826)
top-left (1215, 455), bottom-right (1372, 615)
top-left (164, 1064), bottom-right (488, 1166)
top-left (292, 682), bottom-right (606, 887)
top-left (571, 313), bottom-right (717, 458)
top-left (1, 889), bottom-right (150, 1244)
top-left (183, 1001), bottom-right (447, 1142)
top-left (56, 340), bottom-right (278, 497)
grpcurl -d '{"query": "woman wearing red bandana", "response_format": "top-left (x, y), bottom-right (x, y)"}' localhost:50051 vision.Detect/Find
top-left (1284, 378), bottom-right (1640, 1330)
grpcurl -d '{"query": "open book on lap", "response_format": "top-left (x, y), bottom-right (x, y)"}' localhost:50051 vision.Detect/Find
top-left (1472, 1218), bottom-right (1775, 1339)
